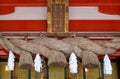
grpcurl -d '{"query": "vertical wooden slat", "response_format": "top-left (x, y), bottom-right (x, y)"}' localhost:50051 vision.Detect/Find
top-left (117, 57), bottom-right (120, 79)
top-left (46, 60), bottom-right (49, 79)
top-left (28, 69), bottom-right (31, 79)
top-left (100, 62), bottom-right (104, 79)
top-left (83, 68), bottom-right (86, 79)
top-left (64, 67), bottom-right (67, 79)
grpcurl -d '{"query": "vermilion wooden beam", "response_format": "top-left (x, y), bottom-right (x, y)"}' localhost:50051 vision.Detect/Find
top-left (0, 20), bottom-right (120, 32)
top-left (98, 50), bottom-right (120, 59)
top-left (98, 55), bottom-right (118, 59)
top-left (0, 0), bottom-right (119, 6)
top-left (0, 6), bottom-right (15, 15)
top-left (69, 20), bottom-right (120, 32)
top-left (0, 46), bottom-right (3, 50)
top-left (0, 20), bottom-right (47, 31)
top-left (112, 50), bottom-right (120, 56)
top-left (99, 5), bottom-right (120, 15)
top-left (0, 50), bottom-right (8, 55)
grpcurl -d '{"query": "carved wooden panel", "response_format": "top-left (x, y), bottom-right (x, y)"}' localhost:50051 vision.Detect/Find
top-left (47, 0), bottom-right (69, 33)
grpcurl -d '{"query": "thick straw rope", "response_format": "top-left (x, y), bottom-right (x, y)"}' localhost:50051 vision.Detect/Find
top-left (10, 38), bottom-right (67, 67)
top-left (0, 36), bottom-right (9, 51)
top-left (0, 36), bottom-right (120, 68)
top-left (63, 37), bottom-right (105, 54)
top-left (2, 37), bottom-right (34, 69)
top-left (30, 38), bottom-right (82, 58)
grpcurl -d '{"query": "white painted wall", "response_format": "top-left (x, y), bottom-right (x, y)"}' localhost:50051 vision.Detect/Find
top-left (0, 7), bottom-right (120, 20)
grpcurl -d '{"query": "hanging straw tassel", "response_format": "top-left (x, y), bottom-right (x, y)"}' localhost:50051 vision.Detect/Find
top-left (104, 54), bottom-right (112, 75)
top-left (69, 52), bottom-right (78, 73)
top-left (48, 50), bottom-right (67, 67)
top-left (8, 50), bottom-right (15, 71)
top-left (34, 53), bottom-right (42, 72)
top-left (19, 51), bottom-right (34, 69)
top-left (82, 50), bottom-right (100, 68)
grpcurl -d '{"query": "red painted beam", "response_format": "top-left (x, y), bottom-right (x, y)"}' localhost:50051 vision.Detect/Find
top-left (0, 6), bottom-right (15, 15)
top-left (111, 50), bottom-right (120, 56)
top-left (69, 20), bottom-right (120, 32)
top-left (98, 50), bottom-right (120, 59)
top-left (0, 50), bottom-right (8, 55)
top-left (99, 5), bottom-right (120, 15)
top-left (0, 0), bottom-right (46, 6)
top-left (0, 0), bottom-right (119, 6)
top-left (70, 0), bottom-right (120, 6)
top-left (98, 55), bottom-right (118, 59)
top-left (0, 20), bottom-right (120, 32)
top-left (0, 20), bottom-right (47, 31)
top-left (0, 46), bottom-right (3, 50)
